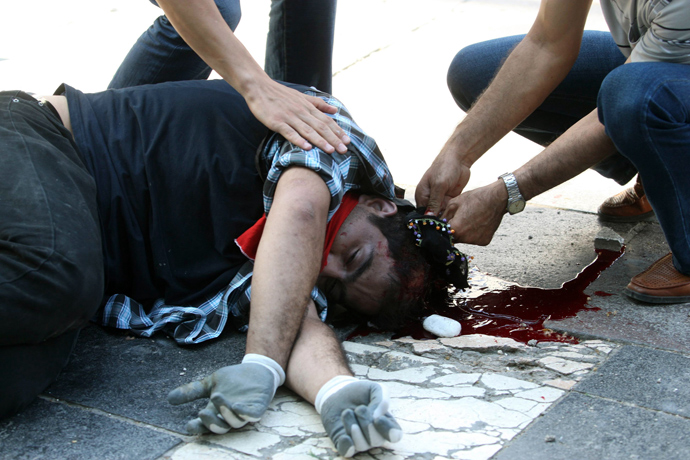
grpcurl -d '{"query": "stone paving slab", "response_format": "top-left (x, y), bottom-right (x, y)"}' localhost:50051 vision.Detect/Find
top-left (162, 335), bottom-right (616, 459)
top-left (547, 300), bottom-right (690, 354)
top-left (544, 221), bottom-right (690, 354)
top-left (493, 391), bottom-right (690, 460)
top-left (463, 206), bottom-right (690, 355)
top-left (576, 346), bottom-right (690, 417)
top-left (0, 329), bottom-right (617, 459)
top-left (0, 398), bottom-right (181, 460)
top-left (456, 206), bottom-right (618, 290)
top-left (448, 206), bottom-right (690, 357)
top-left (43, 325), bottom-right (246, 434)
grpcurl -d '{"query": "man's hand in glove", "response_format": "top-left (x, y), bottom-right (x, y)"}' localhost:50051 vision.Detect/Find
top-left (168, 354), bottom-right (285, 434)
top-left (316, 376), bottom-right (403, 457)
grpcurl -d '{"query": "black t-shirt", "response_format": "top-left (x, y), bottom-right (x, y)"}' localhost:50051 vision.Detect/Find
top-left (63, 80), bottom-right (268, 306)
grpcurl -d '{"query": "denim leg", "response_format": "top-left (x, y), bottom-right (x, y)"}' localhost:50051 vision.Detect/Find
top-left (0, 92), bottom-right (104, 418)
top-left (265, 0), bottom-right (337, 93)
top-left (447, 31), bottom-right (636, 184)
top-left (109, 0), bottom-right (242, 89)
top-left (598, 63), bottom-right (690, 274)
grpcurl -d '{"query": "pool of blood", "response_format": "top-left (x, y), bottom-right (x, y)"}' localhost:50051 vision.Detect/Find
top-left (351, 248), bottom-right (624, 344)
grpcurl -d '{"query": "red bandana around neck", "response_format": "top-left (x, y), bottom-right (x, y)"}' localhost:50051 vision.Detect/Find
top-left (235, 192), bottom-right (360, 270)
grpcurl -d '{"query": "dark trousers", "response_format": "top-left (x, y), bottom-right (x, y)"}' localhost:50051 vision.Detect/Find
top-left (0, 91), bottom-right (104, 418)
top-left (110, 0), bottom-right (337, 94)
top-left (264, 0), bottom-right (338, 94)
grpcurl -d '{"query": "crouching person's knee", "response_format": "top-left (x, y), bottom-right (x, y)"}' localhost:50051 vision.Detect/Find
top-left (215, 0), bottom-right (242, 31)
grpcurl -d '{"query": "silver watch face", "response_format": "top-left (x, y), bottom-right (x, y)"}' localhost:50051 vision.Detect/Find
top-left (508, 200), bottom-right (525, 214)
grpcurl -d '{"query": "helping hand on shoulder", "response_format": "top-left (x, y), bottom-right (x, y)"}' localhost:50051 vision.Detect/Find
top-left (244, 76), bottom-right (351, 155)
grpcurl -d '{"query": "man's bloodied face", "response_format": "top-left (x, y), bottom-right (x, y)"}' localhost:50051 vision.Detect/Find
top-left (318, 196), bottom-right (398, 316)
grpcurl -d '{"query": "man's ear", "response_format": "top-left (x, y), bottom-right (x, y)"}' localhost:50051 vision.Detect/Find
top-left (358, 195), bottom-right (398, 217)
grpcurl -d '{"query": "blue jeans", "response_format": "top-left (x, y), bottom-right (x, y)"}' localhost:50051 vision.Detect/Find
top-left (447, 31), bottom-right (635, 185)
top-left (109, 0), bottom-right (337, 93)
top-left (265, 0), bottom-right (337, 94)
top-left (598, 63), bottom-right (690, 274)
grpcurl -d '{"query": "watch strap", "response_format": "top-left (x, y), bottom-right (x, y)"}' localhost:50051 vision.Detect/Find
top-left (499, 173), bottom-right (525, 214)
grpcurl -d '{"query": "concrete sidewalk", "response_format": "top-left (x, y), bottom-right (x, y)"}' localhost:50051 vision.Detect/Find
top-left (1, 1), bottom-right (689, 459)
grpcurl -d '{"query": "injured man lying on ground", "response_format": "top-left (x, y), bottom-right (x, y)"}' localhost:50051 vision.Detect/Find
top-left (0, 80), bottom-right (468, 457)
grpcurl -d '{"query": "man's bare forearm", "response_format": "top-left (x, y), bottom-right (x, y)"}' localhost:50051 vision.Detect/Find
top-left (418, 1), bottom-right (593, 213)
top-left (514, 109), bottom-right (617, 200)
top-left (153, 0), bottom-right (349, 154)
top-left (155, 0), bottom-right (266, 94)
top-left (285, 303), bottom-right (351, 405)
top-left (247, 167), bottom-right (330, 369)
top-left (445, 44), bottom-right (570, 167)
top-left (443, 0), bottom-right (592, 167)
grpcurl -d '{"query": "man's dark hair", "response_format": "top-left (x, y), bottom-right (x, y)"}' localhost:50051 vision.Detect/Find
top-left (365, 212), bottom-right (454, 330)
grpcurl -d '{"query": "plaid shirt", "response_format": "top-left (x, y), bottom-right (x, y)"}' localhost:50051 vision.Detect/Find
top-left (98, 88), bottom-right (396, 344)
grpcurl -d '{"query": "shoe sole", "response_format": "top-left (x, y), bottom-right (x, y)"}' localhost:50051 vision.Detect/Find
top-left (597, 211), bottom-right (656, 223)
top-left (624, 288), bottom-right (690, 304)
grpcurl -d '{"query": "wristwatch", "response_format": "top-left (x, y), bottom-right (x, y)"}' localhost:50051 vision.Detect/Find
top-left (499, 173), bottom-right (526, 215)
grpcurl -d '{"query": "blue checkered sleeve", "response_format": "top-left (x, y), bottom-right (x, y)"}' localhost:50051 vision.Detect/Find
top-left (260, 89), bottom-right (396, 217)
top-left (97, 260), bottom-right (328, 343)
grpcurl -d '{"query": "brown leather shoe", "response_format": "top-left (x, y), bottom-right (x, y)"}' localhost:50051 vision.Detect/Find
top-left (598, 176), bottom-right (655, 222)
top-left (624, 253), bottom-right (690, 304)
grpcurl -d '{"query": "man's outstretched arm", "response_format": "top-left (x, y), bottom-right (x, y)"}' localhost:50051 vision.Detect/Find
top-left (155, 0), bottom-right (350, 154)
top-left (247, 166), bottom-right (330, 366)
top-left (286, 304), bottom-right (403, 457)
top-left (168, 166), bottom-right (330, 432)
